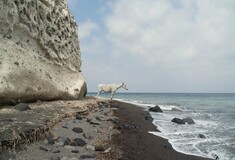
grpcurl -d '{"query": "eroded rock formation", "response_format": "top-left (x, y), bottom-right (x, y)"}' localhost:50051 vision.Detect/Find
top-left (0, 0), bottom-right (87, 104)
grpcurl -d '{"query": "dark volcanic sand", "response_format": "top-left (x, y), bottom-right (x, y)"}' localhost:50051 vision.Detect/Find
top-left (111, 101), bottom-right (213, 160)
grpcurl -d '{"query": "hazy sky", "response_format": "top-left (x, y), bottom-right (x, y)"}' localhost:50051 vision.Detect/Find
top-left (66, 0), bottom-right (235, 93)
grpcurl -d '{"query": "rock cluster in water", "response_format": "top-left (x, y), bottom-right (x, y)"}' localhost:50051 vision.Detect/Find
top-left (0, 0), bottom-right (86, 104)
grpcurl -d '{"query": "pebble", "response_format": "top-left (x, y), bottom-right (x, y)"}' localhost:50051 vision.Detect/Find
top-left (62, 123), bottom-right (69, 129)
top-left (145, 115), bottom-right (150, 120)
top-left (39, 146), bottom-right (49, 152)
top-left (80, 155), bottom-right (95, 159)
top-left (47, 135), bottom-right (55, 144)
top-left (95, 145), bottom-right (105, 151)
top-left (70, 141), bottom-right (77, 146)
top-left (71, 150), bottom-right (79, 153)
top-left (86, 118), bottom-right (92, 122)
top-left (104, 147), bottom-right (112, 153)
top-left (83, 133), bottom-right (93, 139)
top-left (198, 134), bottom-right (206, 138)
top-left (56, 137), bottom-right (71, 146)
top-left (64, 145), bottom-right (75, 150)
top-left (75, 115), bottom-right (83, 120)
top-left (95, 117), bottom-right (103, 121)
top-left (51, 148), bottom-right (60, 153)
top-left (86, 145), bottom-right (95, 150)
top-left (90, 119), bottom-right (100, 125)
top-left (72, 127), bottom-right (83, 133)
top-left (73, 138), bottom-right (86, 147)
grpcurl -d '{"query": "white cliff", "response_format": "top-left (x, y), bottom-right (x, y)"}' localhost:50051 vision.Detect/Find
top-left (0, 0), bottom-right (87, 104)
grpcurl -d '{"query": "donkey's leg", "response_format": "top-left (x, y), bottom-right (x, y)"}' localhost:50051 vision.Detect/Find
top-left (96, 91), bottom-right (101, 98)
top-left (111, 91), bottom-right (115, 100)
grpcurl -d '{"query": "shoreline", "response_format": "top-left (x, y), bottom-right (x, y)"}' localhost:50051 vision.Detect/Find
top-left (0, 97), bottom-right (213, 159)
top-left (107, 100), bottom-right (213, 160)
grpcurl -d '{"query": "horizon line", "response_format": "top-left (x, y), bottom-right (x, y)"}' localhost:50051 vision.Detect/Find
top-left (87, 92), bottom-right (235, 94)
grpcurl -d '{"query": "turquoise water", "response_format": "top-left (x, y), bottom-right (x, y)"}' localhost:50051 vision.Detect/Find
top-left (88, 92), bottom-right (235, 160)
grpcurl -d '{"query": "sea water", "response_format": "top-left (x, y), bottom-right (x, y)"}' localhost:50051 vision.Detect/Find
top-left (89, 93), bottom-right (235, 160)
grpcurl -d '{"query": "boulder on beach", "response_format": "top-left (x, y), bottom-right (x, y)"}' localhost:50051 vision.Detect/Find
top-left (171, 117), bottom-right (195, 125)
top-left (171, 118), bottom-right (185, 124)
top-left (198, 134), bottom-right (206, 138)
top-left (182, 117), bottom-right (195, 124)
top-left (149, 105), bottom-right (163, 112)
top-left (13, 103), bottom-right (31, 111)
top-left (0, 0), bottom-right (87, 105)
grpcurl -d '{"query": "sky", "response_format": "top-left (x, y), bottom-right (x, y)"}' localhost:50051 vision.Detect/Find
top-left (66, 0), bottom-right (235, 93)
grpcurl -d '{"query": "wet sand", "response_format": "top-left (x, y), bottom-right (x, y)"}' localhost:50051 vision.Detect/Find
top-left (104, 100), bottom-right (213, 160)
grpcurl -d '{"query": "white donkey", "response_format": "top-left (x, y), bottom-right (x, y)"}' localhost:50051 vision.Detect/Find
top-left (96, 82), bottom-right (128, 100)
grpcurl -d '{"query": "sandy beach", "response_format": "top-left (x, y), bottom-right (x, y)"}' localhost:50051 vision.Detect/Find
top-left (0, 97), bottom-right (213, 160)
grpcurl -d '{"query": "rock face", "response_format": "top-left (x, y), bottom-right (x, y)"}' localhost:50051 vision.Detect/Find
top-left (0, 0), bottom-right (87, 104)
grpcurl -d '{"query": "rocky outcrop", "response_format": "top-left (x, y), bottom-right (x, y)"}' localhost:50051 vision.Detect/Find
top-left (149, 105), bottom-right (163, 112)
top-left (171, 117), bottom-right (195, 125)
top-left (182, 117), bottom-right (195, 124)
top-left (171, 118), bottom-right (185, 124)
top-left (0, 0), bottom-right (86, 104)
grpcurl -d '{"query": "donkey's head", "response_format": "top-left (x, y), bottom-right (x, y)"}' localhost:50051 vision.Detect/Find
top-left (121, 82), bottom-right (128, 90)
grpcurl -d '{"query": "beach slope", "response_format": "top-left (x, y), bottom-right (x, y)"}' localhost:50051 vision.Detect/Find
top-left (107, 101), bottom-right (213, 160)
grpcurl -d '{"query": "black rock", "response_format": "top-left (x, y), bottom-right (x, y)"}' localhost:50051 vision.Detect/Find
top-left (75, 115), bottom-right (83, 120)
top-left (133, 123), bottom-right (142, 129)
top-left (71, 150), bottom-right (79, 153)
top-left (47, 135), bottom-right (55, 144)
top-left (56, 137), bottom-right (71, 146)
top-left (70, 141), bottom-right (77, 146)
top-left (80, 155), bottom-right (95, 159)
top-left (51, 148), bottom-right (60, 153)
top-left (39, 146), bottom-right (49, 152)
top-left (95, 117), bottom-right (103, 121)
top-left (110, 104), bottom-right (119, 108)
top-left (14, 61), bottom-right (19, 66)
top-left (62, 123), bottom-right (69, 129)
top-left (90, 120), bottom-right (100, 125)
top-left (86, 118), bottom-right (92, 122)
top-left (73, 138), bottom-right (86, 147)
top-left (182, 117), bottom-right (195, 124)
top-left (95, 146), bottom-right (105, 151)
top-left (72, 127), bottom-right (83, 133)
top-left (149, 105), bottom-right (163, 112)
top-left (171, 118), bottom-right (185, 124)
top-left (198, 134), bottom-right (206, 138)
top-left (14, 103), bottom-right (31, 111)
top-left (145, 115), bottom-right (152, 120)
